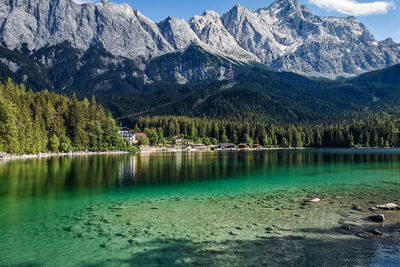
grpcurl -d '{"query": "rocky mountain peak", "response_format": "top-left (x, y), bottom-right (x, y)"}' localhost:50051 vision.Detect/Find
top-left (0, 0), bottom-right (399, 80)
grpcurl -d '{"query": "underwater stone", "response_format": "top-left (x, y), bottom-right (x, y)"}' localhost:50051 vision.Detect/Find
top-left (341, 225), bottom-right (351, 231)
top-left (376, 203), bottom-right (399, 210)
top-left (352, 205), bottom-right (364, 211)
top-left (371, 229), bottom-right (383, 236)
top-left (63, 225), bottom-right (81, 232)
top-left (369, 214), bottom-right (385, 223)
top-left (305, 198), bottom-right (321, 203)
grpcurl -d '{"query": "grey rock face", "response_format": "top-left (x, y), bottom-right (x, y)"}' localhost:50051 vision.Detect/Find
top-left (189, 10), bottom-right (258, 62)
top-left (0, 0), bottom-right (399, 80)
top-left (222, 0), bottom-right (400, 77)
top-left (0, 0), bottom-right (173, 60)
top-left (158, 17), bottom-right (202, 50)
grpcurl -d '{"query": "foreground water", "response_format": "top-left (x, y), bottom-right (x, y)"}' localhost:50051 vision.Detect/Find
top-left (0, 149), bottom-right (400, 266)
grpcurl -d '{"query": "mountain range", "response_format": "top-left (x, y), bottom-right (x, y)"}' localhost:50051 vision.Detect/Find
top-left (0, 0), bottom-right (400, 124)
top-left (1, 0), bottom-right (399, 82)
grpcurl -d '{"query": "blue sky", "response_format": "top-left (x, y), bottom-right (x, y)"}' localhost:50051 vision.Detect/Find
top-left (80, 0), bottom-right (400, 42)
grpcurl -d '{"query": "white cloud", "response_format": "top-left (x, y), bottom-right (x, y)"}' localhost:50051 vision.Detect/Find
top-left (309, 0), bottom-right (395, 16)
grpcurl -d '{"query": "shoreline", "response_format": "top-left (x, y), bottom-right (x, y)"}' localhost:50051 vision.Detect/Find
top-left (0, 151), bottom-right (131, 161)
top-left (138, 146), bottom-right (299, 154)
top-left (138, 146), bottom-right (399, 154)
top-left (2, 147), bottom-right (399, 160)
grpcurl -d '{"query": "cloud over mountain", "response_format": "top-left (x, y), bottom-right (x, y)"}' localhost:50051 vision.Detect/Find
top-left (309, 0), bottom-right (395, 16)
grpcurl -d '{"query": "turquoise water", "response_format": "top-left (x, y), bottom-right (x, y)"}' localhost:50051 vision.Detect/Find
top-left (0, 149), bottom-right (400, 266)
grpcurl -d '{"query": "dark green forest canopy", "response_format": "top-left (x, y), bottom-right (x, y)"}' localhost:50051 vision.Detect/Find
top-left (0, 79), bottom-right (134, 154)
top-left (101, 64), bottom-right (400, 125)
top-left (136, 116), bottom-right (400, 148)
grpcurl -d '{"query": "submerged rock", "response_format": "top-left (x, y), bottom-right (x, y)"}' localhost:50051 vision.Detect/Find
top-left (371, 229), bottom-right (383, 236)
top-left (305, 198), bottom-right (321, 203)
top-left (341, 225), bottom-right (351, 231)
top-left (63, 225), bottom-right (81, 232)
top-left (352, 205), bottom-right (364, 211)
top-left (376, 203), bottom-right (399, 210)
top-left (369, 214), bottom-right (385, 223)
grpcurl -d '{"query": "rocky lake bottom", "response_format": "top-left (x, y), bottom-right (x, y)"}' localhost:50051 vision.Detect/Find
top-left (0, 150), bottom-right (400, 266)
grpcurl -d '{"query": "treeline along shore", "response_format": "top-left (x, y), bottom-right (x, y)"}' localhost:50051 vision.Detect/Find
top-left (0, 79), bottom-right (136, 155)
top-left (134, 116), bottom-right (400, 149)
top-left (2, 78), bottom-right (400, 157)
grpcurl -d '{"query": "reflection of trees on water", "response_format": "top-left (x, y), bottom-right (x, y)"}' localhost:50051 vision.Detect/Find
top-left (130, 150), bottom-right (400, 185)
top-left (0, 155), bottom-right (126, 198)
top-left (2, 150), bottom-right (400, 197)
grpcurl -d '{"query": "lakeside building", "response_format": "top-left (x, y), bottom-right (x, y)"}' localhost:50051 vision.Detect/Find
top-left (118, 127), bottom-right (135, 144)
top-left (172, 136), bottom-right (183, 143)
top-left (218, 143), bottom-right (236, 149)
top-left (134, 133), bottom-right (147, 142)
top-left (238, 143), bottom-right (250, 149)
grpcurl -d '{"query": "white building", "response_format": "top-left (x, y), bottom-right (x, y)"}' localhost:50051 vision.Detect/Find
top-left (119, 127), bottom-right (135, 144)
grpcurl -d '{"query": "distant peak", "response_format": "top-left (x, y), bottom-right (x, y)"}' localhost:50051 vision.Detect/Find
top-left (233, 4), bottom-right (244, 10)
top-left (269, 0), bottom-right (300, 9)
top-left (203, 10), bottom-right (220, 17)
top-left (101, 0), bottom-right (109, 5)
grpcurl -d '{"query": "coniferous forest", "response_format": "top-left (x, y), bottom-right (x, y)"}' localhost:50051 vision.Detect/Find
top-left (0, 79), bottom-right (133, 154)
top-left (136, 116), bottom-right (400, 148)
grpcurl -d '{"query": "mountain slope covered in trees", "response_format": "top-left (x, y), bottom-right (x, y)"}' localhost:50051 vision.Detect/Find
top-left (102, 64), bottom-right (400, 126)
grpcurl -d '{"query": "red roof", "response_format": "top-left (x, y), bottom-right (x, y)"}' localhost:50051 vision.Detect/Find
top-left (135, 133), bottom-right (147, 137)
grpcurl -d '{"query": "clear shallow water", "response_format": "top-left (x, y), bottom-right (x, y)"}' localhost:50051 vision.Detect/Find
top-left (0, 149), bottom-right (400, 266)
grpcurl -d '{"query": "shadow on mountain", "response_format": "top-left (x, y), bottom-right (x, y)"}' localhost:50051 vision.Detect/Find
top-left (83, 226), bottom-right (400, 266)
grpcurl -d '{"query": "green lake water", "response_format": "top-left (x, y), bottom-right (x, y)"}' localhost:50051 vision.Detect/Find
top-left (0, 149), bottom-right (400, 266)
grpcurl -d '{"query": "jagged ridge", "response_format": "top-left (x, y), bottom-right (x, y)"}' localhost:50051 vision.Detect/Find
top-left (0, 0), bottom-right (399, 82)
